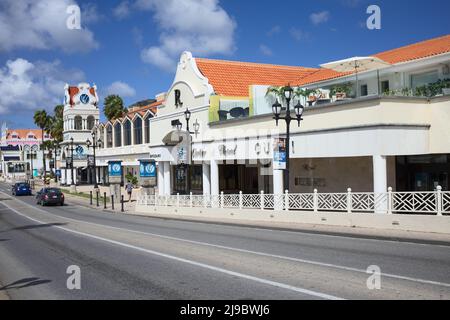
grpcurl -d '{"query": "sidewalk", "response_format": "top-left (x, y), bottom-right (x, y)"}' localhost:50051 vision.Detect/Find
top-left (128, 210), bottom-right (450, 245)
top-left (62, 188), bottom-right (136, 213)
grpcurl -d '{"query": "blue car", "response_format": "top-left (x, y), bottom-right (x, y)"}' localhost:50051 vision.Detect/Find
top-left (12, 182), bottom-right (32, 196)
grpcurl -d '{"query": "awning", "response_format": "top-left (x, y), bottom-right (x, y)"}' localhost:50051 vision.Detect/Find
top-left (3, 156), bottom-right (20, 161)
top-left (162, 130), bottom-right (189, 146)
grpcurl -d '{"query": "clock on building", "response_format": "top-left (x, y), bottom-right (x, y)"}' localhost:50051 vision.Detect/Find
top-left (80, 94), bottom-right (90, 104)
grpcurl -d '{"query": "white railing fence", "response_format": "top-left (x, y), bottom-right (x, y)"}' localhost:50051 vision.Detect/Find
top-left (137, 186), bottom-right (450, 216)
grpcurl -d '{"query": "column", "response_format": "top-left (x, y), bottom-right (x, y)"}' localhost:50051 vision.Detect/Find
top-left (273, 169), bottom-right (284, 195)
top-left (157, 162), bottom-right (164, 196)
top-left (273, 166), bottom-right (284, 211)
top-left (210, 159), bottom-right (219, 196)
top-left (202, 162), bottom-right (211, 195)
top-left (163, 161), bottom-right (171, 195)
top-left (373, 155), bottom-right (387, 213)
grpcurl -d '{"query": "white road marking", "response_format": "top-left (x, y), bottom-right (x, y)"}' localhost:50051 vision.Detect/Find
top-left (0, 199), bottom-right (344, 300)
top-left (3, 191), bottom-right (450, 289)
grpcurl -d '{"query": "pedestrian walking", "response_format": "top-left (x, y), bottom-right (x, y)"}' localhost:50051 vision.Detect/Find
top-left (125, 181), bottom-right (133, 202)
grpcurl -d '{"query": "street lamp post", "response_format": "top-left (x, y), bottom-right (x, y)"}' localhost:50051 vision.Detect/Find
top-left (69, 137), bottom-right (75, 186)
top-left (272, 85), bottom-right (305, 192)
top-left (174, 107), bottom-right (200, 195)
top-left (53, 140), bottom-right (59, 183)
top-left (86, 131), bottom-right (101, 189)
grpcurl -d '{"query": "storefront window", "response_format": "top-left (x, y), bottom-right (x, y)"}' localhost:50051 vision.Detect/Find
top-left (396, 154), bottom-right (450, 191)
top-left (106, 124), bottom-right (113, 148)
top-left (114, 122), bottom-right (122, 147)
top-left (144, 116), bottom-right (150, 143)
top-left (124, 120), bottom-right (132, 146)
top-left (134, 117), bottom-right (142, 145)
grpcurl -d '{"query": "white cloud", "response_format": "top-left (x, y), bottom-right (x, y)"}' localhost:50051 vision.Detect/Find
top-left (0, 58), bottom-right (85, 115)
top-left (259, 44), bottom-right (273, 56)
top-left (137, 0), bottom-right (236, 71)
top-left (113, 1), bottom-right (131, 20)
top-left (0, 0), bottom-right (99, 52)
top-left (267, 25), bottom-right (281, 37)
top-left (310, 11), bottom-right (330, 25)
top-left (105, 81), bottom-right (136, 97)
top-left (290, 28), bottom-right (309, 41)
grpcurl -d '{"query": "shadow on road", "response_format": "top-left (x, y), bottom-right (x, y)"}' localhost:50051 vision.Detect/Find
top-left (0, 222), bottom-right (68, 233)
top-left (0, 277), bottom-right (52, 291)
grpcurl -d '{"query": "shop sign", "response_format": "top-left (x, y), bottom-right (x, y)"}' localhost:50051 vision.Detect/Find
top-left (139, 159), bottom-right (156, 186)
top-left (140, 160), bottom-right (156, 178)
top-left (273, 138), bottom-right (286, 170)
top-left (108, 161), bottom-right (122, 177)
top-left (175, 134), bottom-right (191, 165)
top-left (87, 155), bottom-right (95, 168)
top-left (218, 144), bottom-right (237, 156)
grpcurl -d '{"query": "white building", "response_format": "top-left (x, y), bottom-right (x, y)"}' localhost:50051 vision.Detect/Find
top-left (94, 35), bottom-right (450, 196)
top-left (60, 82), bottom-right (100, 185)
top-left (0, 123), bottom-right (52, 179)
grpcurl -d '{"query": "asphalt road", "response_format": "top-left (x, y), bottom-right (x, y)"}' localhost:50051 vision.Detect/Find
top-left (0, 181), bottom-right (449, 300)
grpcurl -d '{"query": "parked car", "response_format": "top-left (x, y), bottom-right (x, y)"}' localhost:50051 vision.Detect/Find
top-left (36, 188), bottom-right (64, 206)
top-left (12, 182), bottom-right (32, 196)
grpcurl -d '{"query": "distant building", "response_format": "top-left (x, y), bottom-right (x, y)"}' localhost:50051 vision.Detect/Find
top-left (0, 122), bottom-right (52, 179)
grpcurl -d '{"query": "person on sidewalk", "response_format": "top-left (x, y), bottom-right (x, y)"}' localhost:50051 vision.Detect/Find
top-left (125, 181), bottom-right (133, 202)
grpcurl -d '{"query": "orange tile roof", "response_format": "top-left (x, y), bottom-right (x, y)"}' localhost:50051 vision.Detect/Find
top-left (107, 101), bottom-right (160, 124)
top-left (195, 58), bottom-right (318, 96)
top-left (299, 34), bottom-right (450, 85)
top-left (195, 35), bottom-right (450, 91)
top-left (374, 34), bottom-right (450, 64)
top-left (6, 129), bottom-right (47, 140)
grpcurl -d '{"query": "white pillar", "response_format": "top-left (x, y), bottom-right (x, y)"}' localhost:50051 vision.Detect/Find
top-left (202, 162), bottom-right (211, 195)
top-left (163, 161), bottom-right (171, 196)
top-left (157, 162), bottom-right (164, 196)
top-left (273, 168), bottom-right (284, 210)
top-left (210, 159), bottom-right (219, 196)
top-left (373, 155), bottom-right (387, 193)
top-left (273, 169), bottom-right (284, 195)
top-left (373, 155), bottom-right (387, 213)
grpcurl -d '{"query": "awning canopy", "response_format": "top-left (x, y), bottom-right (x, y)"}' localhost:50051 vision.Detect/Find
top-left (162, 130), bottom-right (189, 146)
top-left (3, 156), bottom-right (20, 161)
top-left (320, 56), bottom-right (391, 73)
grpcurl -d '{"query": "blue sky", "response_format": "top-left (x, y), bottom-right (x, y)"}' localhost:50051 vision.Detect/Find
top-left (0, 0), bottom-right (449, 128)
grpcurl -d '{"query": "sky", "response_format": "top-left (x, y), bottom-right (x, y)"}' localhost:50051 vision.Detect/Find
top-left (0, 0), bottom-right (449, 128)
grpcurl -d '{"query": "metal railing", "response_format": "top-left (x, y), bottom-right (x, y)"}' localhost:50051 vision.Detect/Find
top-left (137, 186), bottom-right (450, 216)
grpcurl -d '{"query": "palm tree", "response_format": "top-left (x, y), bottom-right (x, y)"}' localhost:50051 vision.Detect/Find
top-left (103, 95), bottom-right (127, 121)
top-left (265, 86), bottom-right (288, 102)
top-left (50, 105), bottom-right (64, 143)
top-left (33, 110), bottom-right (51, 178)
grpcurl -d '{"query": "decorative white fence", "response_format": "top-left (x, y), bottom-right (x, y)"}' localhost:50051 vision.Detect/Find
top-left (137, 186), bottom-right (450, 216)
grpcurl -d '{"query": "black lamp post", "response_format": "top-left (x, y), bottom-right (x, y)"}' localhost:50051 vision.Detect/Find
top-left (272, 85), bottom-right (305, 192)
top-left (69, 137), bottom-right (75, 186)
top-left (28, 148), bottom-right (36, 180)
top-left (174, 107), bottom-right (199, 195)
top-left (86, 131), bottom-right (101, 189)
top-left (53, 140), bottom-right (59, 183)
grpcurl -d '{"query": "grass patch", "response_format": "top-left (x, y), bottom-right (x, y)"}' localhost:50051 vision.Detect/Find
top-left (60, 188), bottom-right (110, 203)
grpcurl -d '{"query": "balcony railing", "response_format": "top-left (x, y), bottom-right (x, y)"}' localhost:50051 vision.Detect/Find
top-left (137, 186), bottom-right (450, 216)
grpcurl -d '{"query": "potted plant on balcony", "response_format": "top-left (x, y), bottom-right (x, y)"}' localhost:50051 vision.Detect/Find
top-left (330, 82), bottom-right (353, 100)
top-left (294, 88), bottom-right (319, 106)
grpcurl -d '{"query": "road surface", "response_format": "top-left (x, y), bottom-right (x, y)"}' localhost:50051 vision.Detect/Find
top-left (0, 181), bottom-right (449, 300)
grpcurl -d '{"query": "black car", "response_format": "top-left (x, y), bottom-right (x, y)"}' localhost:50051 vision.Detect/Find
top-left (36, 188), bottom-right (65, 206)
